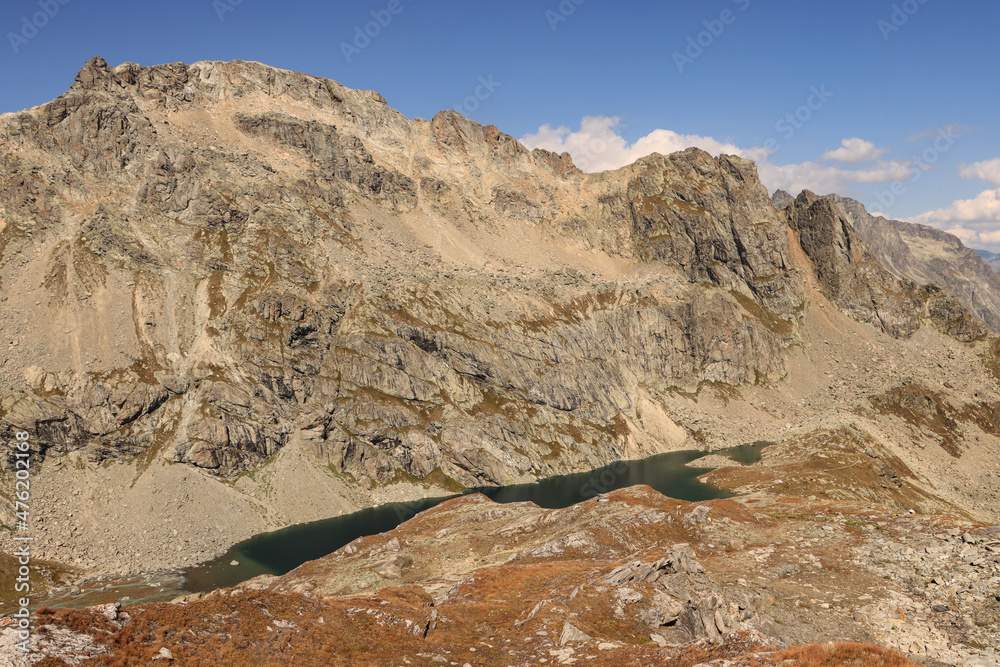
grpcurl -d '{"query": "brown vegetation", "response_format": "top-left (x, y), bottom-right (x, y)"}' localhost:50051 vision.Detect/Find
top-left (763, 642), bottom-right (918, 666)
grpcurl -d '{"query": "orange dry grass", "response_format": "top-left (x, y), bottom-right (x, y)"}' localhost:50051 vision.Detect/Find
top-left (34, 591), bottom-right (432, 666)
top-left (659, 638), bottom-right (918, 667)
top-left (762, 642), bottom-right (918, 666)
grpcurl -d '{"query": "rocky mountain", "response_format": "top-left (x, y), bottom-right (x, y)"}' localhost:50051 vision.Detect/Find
top-left (2, 57), bottom-right (1000, 587)
top-left (770, 188), bottom-right (795, 211)
top-left (783, 191), bottom-right (987, 341)
top-left (1, 57), bottom-right (809, 488)
top-left (773, 189), bottom-right (1000, 332)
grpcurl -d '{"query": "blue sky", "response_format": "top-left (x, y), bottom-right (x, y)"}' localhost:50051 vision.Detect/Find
top-left (2, 0), bottom-right (999, 247)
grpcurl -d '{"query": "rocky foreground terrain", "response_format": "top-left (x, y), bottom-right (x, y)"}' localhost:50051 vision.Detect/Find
top-left (3, 474), bottom-right (997, 665)
top-left (1, 57), bottom-right (1000, 664)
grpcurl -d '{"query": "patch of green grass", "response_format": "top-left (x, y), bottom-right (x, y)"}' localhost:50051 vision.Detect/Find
top-left (326, 464), bottom-right (358, 485)
top-left (0, 553), bottom-right (76, 611)
top-left (421, 467), bottom-right (466, 493)
top-left (870, 384), bottom-right (962, 457)
top-left (383, 466), bottom-right (465, 494)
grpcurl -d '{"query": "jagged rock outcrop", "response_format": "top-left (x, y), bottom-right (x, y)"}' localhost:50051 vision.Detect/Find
top-left (774, 188), bottom-right (1000, 333)
top-left (824, 193), bottom-right (1000, 332)
top-left (783, 191), bottom-right (987, 341)
top-left (0, 57), bottom-right (990, 491)
top-left (770, 189), bottom-right (794, 211)
top-left (785, 191), bottom-right (922, 338)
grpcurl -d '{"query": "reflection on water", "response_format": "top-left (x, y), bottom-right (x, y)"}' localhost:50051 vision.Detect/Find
top-left (185, 496), bottom-right (450, 594)
top-left (715, 441), bottom-right (771, 465)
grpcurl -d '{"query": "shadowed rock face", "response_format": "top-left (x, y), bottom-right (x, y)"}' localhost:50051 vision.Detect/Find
top-left (783, 191), bottom-right (988, 342)
top-left (775, 189), bottom-right (1000, 334)
top-left (976, 248), bottom-right (1000, 272)
top-left (0, 57), bottom-right (988, 490)
top-left (824, 193), bottom-right (1000, 333)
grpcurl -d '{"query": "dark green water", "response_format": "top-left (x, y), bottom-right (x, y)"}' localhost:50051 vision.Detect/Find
top-left (184, 442), bottom-right (770, 592)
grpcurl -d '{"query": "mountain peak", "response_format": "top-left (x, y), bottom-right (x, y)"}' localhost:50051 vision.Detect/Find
top-left (71, 55), bottom-right (115, 91)
top-left (771, 189), bottom-right (794, 210)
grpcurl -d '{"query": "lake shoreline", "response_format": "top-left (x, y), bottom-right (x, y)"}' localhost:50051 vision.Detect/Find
top-left (34, 443), bottom-right (769, 610)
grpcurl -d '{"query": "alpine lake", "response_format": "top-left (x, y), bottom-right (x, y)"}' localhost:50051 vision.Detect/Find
top-left (38, 442), bottom-right (771, 609)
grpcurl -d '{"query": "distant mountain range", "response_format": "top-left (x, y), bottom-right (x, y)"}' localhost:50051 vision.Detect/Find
top-left (975, 248), bottom-right (1000, 271)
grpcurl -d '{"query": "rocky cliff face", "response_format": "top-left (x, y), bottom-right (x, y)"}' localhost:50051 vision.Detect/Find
top-left (0, 58), bottom-right (991, 482)
top-left (775, 190), bottom-right (1000, 333)
top-left (2, 58), bottom-right (1000, 578)
top-left (783, 191), bottom-right (988, 342)
top-left (831, 194), bottom-right (1000, 333)
top-left (0, 57), bottom-right (808, 486)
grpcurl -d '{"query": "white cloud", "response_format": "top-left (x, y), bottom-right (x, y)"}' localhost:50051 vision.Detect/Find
top-left (943, 226), bottom-right (976, 242)
top-left (958, 158), bottom-right (1000, 187)
top-left (908, 187), bottom-right (1000, 249)
top-left (518, 116), bottom-right (771, 174)
top-left (520, 116), bottom-right (1000, 250)
top-left (935, 222), bottom-right (1000, 250)
top-left (911, 188), bottom-right (1000, 224)
top-left (904, 123), bottom-right (973, 143)
top-left (757, 160), bottom-right (912, 198)
top-left (519, 116), bottom-right (911, 197)
top-left (821, 138), bottom-right (888, 163)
